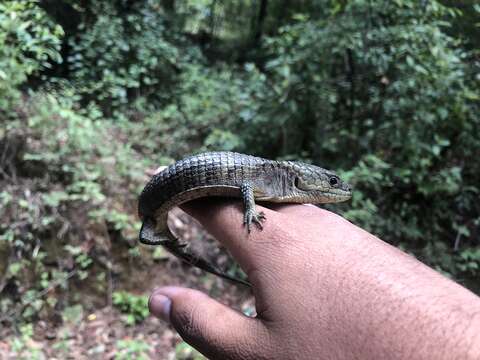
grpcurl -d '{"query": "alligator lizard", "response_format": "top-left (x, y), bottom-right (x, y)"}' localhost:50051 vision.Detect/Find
top-left (138, 151), bottom-right (352, 286)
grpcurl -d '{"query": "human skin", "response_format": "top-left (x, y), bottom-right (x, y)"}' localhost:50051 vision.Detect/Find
top-left (149, 199), bottom-right (480, 360)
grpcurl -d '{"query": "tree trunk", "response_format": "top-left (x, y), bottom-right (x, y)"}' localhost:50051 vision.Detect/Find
top-left (253, 0), bottom-right (268, 45)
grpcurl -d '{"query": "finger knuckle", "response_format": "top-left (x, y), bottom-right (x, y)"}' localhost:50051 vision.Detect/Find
top-left (173, 295), bottom-right (207, 342)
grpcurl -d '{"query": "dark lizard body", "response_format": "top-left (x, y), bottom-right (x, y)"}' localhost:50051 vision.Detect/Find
top-left (138, 151), bottom-right (352, 286)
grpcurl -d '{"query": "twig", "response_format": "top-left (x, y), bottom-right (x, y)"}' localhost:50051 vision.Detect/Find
top-left (454, 230), bottom-right (461, 252)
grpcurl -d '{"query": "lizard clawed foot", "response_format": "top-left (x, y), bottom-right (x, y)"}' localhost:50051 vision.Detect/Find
top-left (244, 210), bottom-right (266, 233)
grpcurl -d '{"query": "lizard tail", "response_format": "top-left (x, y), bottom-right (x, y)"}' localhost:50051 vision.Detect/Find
top-left (140, 218), bottom-right (251, 287)
top-left (161, 238), bottom-right (251, 287)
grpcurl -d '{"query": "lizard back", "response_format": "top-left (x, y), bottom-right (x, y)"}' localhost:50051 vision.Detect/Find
top-left (138, 151), bottom-right (269, 219)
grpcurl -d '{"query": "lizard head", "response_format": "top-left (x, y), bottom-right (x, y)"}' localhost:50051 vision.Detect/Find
top-left (286, 162), bottom-right (352, 203)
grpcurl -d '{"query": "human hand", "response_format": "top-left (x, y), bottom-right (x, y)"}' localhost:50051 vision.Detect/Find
top-left (149, 200), bottom-right (480, 360)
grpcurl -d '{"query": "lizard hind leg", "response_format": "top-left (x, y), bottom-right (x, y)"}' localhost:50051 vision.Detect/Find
top-left (240, 182), bottom-right (266, 233)
top-left (139, 218), bottom-right (187, 247)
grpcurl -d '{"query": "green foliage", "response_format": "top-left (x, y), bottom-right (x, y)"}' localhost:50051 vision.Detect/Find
top-left (127, 63), bottom-right (268, 159)
top-left (0, 0), bottom-right (63, 109)
top-left (175, 341), bottom-right (207, 360)
top-left (66, 0), bottom-right (187, 113)
top-left (61, 304), bottom-right (84, 324)
top-left (112, 291), bottom-right (149, 325)
top-left (0, 92), bottom-right (146, 321)
top-left (441, 0), bottom-right (480, 49)
top-left (115, 338), bottom-right (151, 360)
top-left (8, 324), bottom-right (45, 359)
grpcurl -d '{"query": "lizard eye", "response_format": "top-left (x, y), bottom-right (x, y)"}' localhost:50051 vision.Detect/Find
top-left (329, 176), bottom-right (339, 187)
top-left (294, 177), bottom-right (300, 188)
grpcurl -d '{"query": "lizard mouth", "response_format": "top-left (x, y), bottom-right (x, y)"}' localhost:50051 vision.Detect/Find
top-left (325, 188), bottom-right (352, 201)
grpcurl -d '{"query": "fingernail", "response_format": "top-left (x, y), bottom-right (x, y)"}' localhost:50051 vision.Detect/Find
top-left (149, 293), bottom-right (172, 323)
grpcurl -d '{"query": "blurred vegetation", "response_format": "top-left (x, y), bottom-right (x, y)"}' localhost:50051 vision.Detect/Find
top-left (0, 0), bottom-right (479, 355)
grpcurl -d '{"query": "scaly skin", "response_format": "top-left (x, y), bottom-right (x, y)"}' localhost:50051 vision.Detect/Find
top-left (138, 151), bottom-right (352, 286)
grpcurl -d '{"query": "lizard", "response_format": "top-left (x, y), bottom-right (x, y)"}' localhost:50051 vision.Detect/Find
top-left (138, 151), bottom-right (352, 286)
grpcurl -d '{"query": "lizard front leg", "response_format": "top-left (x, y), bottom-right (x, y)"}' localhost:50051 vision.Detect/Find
top-left (240, 183), bottom-right (266, 232)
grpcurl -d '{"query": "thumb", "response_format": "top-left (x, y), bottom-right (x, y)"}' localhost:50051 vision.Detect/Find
top-left (149, 286), bottom-right (269, 360)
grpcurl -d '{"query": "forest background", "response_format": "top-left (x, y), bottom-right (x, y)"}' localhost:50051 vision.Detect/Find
top-left (1, 0), bottom-right (479, 358)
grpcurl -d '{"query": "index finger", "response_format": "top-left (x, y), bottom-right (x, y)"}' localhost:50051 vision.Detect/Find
top-left (180, 198), bottom-right (300, 279)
